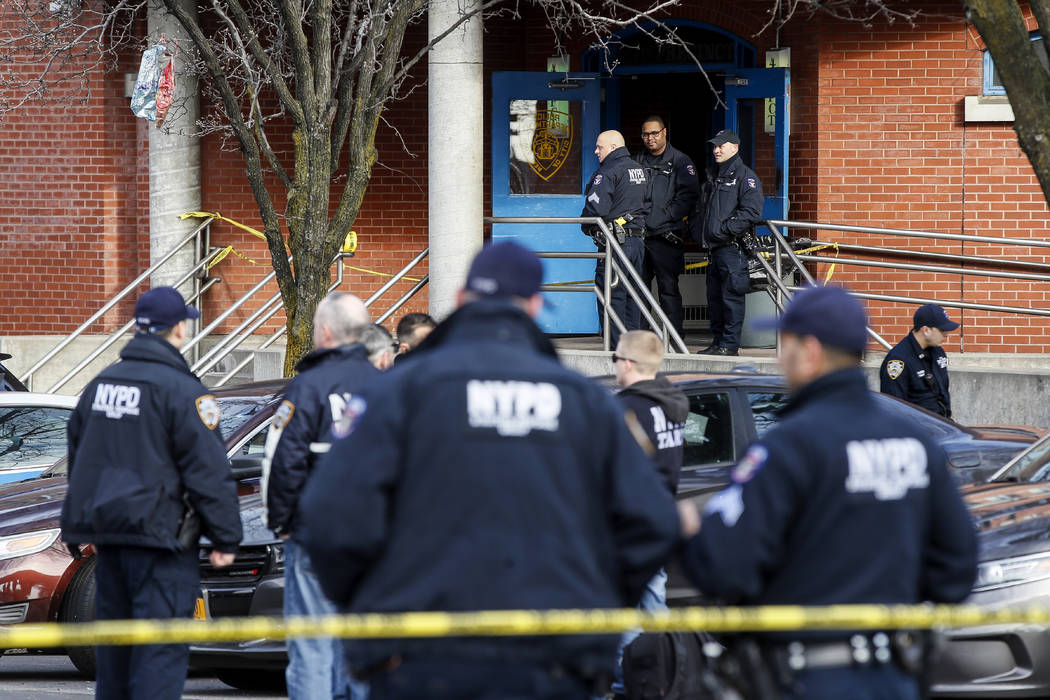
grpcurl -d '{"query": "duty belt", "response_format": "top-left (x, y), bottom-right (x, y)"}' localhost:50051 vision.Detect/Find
top-left (772, 633), bottom-right (898, 672)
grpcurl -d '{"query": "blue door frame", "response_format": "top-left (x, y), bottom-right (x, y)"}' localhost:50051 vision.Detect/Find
top-left (490, 72), bottom-right (601, 333)
top-left (725, 67), bottom-right (790, 235)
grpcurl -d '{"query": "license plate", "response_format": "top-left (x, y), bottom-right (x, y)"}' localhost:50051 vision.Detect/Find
top-left (193, 594), bottom-right (208, 620)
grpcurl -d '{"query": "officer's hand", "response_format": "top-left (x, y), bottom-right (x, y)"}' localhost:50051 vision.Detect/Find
top-left (209, 550), bottom-right (236, 568)
top-left (678, 501), bottom-right (701, 539)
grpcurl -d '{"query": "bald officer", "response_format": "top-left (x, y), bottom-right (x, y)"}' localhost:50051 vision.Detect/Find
top-left (581, 130), bottom-right (649, 347)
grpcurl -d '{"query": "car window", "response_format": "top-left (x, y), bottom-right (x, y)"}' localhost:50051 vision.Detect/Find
top-left (0, 406), bottom-right (72, 471)
top-left (231, 420), bottom-right (271, 457)
top-left (747, 392), bottom-right (789, 438)
top-left (682, 392), bottom-right (734, 467)
top-left (216, 397), bottom-right (274, 439)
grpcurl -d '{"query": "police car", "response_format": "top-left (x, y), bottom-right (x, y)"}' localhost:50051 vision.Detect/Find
top-left (929, 433), bottom-right (1050, 697)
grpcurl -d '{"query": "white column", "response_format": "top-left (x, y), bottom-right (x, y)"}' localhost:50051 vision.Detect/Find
top-left (428, 0), bottom-right (483, 320)
top-left (147, 0), bottom-right (201, 295)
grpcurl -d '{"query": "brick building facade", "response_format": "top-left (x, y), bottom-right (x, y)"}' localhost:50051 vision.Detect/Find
top-left (1, 0), bottom-right (1046, 355)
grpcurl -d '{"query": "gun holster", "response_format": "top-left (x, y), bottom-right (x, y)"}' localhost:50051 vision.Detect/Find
top-left (176, 494), bottom-right (201, 552)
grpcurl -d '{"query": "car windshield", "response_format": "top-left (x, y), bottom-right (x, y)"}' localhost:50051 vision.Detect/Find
top-left (991, 432), bottom-right (1050, 482)
top-left (40, 394), bottom-right (275, 478)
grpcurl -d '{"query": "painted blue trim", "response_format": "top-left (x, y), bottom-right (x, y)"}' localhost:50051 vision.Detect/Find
top-left (582, 19), bottom-right (757, 74)
top-left (724, 68), bottom-right (790, 237)
top-left (984, 32), bottom-right (1041, 96)
top-left (490, 72), bottom-right (602, 333)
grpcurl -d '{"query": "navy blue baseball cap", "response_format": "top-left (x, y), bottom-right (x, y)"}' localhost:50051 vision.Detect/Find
top-left (133, 286), bottom-right (200, 331)
top-left (913, 304), bottom-right (959, 332)
top-left (465, 240), bottom-right (543, 300)
top-left (753, 285), bottom-right (869, 354)
top-left (708, 130), bottom-right (740, 146)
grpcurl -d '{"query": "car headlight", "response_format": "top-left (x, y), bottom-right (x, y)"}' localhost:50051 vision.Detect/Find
top-left (0, 529), bottom-right (62, 561)
top-left (975, 552), bottom-right (1050, 592)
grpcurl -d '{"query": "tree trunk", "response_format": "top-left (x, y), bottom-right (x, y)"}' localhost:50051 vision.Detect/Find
top-left (966, 0), bottom-right (1050, 205)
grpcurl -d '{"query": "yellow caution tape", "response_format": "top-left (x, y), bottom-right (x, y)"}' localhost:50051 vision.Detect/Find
top-left (206, 245), bottom-right (266, 270)
top-left (181, 211), bottom-right (267, 241)
top-left (344, 265), bottom-right (422, 283)
top-left (683, 242), bottom-right (838, 272)
top-left (2, 603), bottom-right (1049, 649)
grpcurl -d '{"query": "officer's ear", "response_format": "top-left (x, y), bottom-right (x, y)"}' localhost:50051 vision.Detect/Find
top-left (524, 293), bottom-right (543, 319)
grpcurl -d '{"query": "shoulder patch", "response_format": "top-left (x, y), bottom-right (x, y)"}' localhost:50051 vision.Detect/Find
top-left (746, 177), bottom-right (757, 189)
top-left (592, 174), bottom-right (603, 185)
top-left (937, 355), bottom-right (948, 369)
top-left (331, 395), bottom-right (367, 439)
top-left (732, 444), bottom-right (768, 484)
top-left (195, 394), bottom-right (221, 431)
top-left (272, 399), bottom-right (295, 431)
top-left (686, 164), bottom-right (696, 176)
top-left (885, 359), bottom-right (904, 380)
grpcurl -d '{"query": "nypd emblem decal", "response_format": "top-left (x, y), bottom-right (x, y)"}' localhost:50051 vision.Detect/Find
top-left (272, 399), bottom-right (295, 431)
top-left (746, 178), bottom-right (757, 189)
top-left (195, 394), bottom-right (221, 430)
top-left (686, 164), bottom-right (696, 176)
top-left (886, 360), bottom-right (904, 380)
top-left (732, 444), bottom-right (768, 484)
top-left (592, 174), bottom-right (603, 185)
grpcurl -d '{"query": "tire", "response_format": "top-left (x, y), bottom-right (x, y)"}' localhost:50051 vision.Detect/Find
top-left (58, 556), bottom-right (97, 678)
top-left (215, 668), bottom-right (286, 691)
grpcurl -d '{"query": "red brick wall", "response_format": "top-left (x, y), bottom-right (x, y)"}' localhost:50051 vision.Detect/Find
top-left (0, 7), bottom-right (144, 334)
top-left (798, 2), bottom-right (1050, 353)
top-left (3, 2), bottom-right (1050, 353)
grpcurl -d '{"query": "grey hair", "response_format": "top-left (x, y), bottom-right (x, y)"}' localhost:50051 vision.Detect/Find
top-left (361, 323), bottom-right (394, 363)
top-left (314, 291), bottom-right (369, 345)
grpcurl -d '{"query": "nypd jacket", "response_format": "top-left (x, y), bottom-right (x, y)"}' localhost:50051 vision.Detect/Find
top-left (692, 153), bottom-right (764, 249)
top-left (262, 343), bottom-right (378, 538)
top-left (581, 146), bottom-right (648, 234)
top-left (636, 144), bottom-right (699, 236)
top-left (61, 334), bottom-right (242, 553)
top-left (618, 376), bottom-right (689, 494)
top-left (298, 298), bottom-right (680, 674)
top-left (682, 369), bottom-right (976, 612)
top-left (879, 334), bottom-right (952, 418)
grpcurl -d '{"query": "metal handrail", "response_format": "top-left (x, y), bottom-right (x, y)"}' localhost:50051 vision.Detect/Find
top-left (209, 249), bottom-right (430, 385)
top-left (21, 217), bottom-right (214, 390)
top-left (485, 217), bottom-right (688, 353)
top-left (761, 218), bottom-right (1050, 350)
top-left (44, 270), bottom-right (222, 394)
top-left (767, 219), bottom-right (1050, 250)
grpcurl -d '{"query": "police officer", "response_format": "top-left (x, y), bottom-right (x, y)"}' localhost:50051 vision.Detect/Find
top-left (582, 129), bottom-right (649, 347)
top-left (61, 287), bottom-right (242, 700)
top-left (609, 329), bottom-right (688, 696)
top-left (693, 130), bottom-right (764, 356)
top-left (298, 241), bottom-right (680, 699)
top-left (262, 291), bottom-right (375, 700)
top-left (679, 285), bottom-right (977, 699)
top-left (880, 304), bottom-right (959, 418)
top-left (635, 117), bottom-right (699, 338)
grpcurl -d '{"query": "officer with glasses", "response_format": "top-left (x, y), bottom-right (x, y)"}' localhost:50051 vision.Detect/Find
top-left (635, 117), bottom-right (699, 339)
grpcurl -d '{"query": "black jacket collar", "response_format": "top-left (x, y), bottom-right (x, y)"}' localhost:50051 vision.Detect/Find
top-left (412, 298), bottom-right (559, 359)
top-left (713, 152), bottom-right (743, 177)
top-left (780, 368), bottom-right (870, 419)
top-left (119, 333), bottom-right (196, 377)
top-left (295, 343), bottom-right (370, 373)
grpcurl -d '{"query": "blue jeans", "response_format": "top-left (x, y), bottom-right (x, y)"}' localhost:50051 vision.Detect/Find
top-left (285, 540), bottom-right (368, 700)
top-left (371, 658), bottom-right (590, 699)
top-left (595, 235), bottom-right (645, 347)
top-left (611, 568), bottom-right (668, 695)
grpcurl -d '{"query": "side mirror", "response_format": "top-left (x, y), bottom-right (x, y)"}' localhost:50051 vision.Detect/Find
top-left (230, 455), bottom-right (264, 480)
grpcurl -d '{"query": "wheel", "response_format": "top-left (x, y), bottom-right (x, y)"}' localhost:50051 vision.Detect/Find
top-left (215, 668), bottom-right (286, 691)
top-left (59, 556), bottom-right (96, 677)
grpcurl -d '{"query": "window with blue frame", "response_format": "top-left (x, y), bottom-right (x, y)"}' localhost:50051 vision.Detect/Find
top-left (984, 33), bottom-right (1046, 95)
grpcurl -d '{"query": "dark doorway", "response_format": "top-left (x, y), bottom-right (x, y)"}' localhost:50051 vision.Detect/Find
top-left (617, 73), bottom-right (715, 170)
